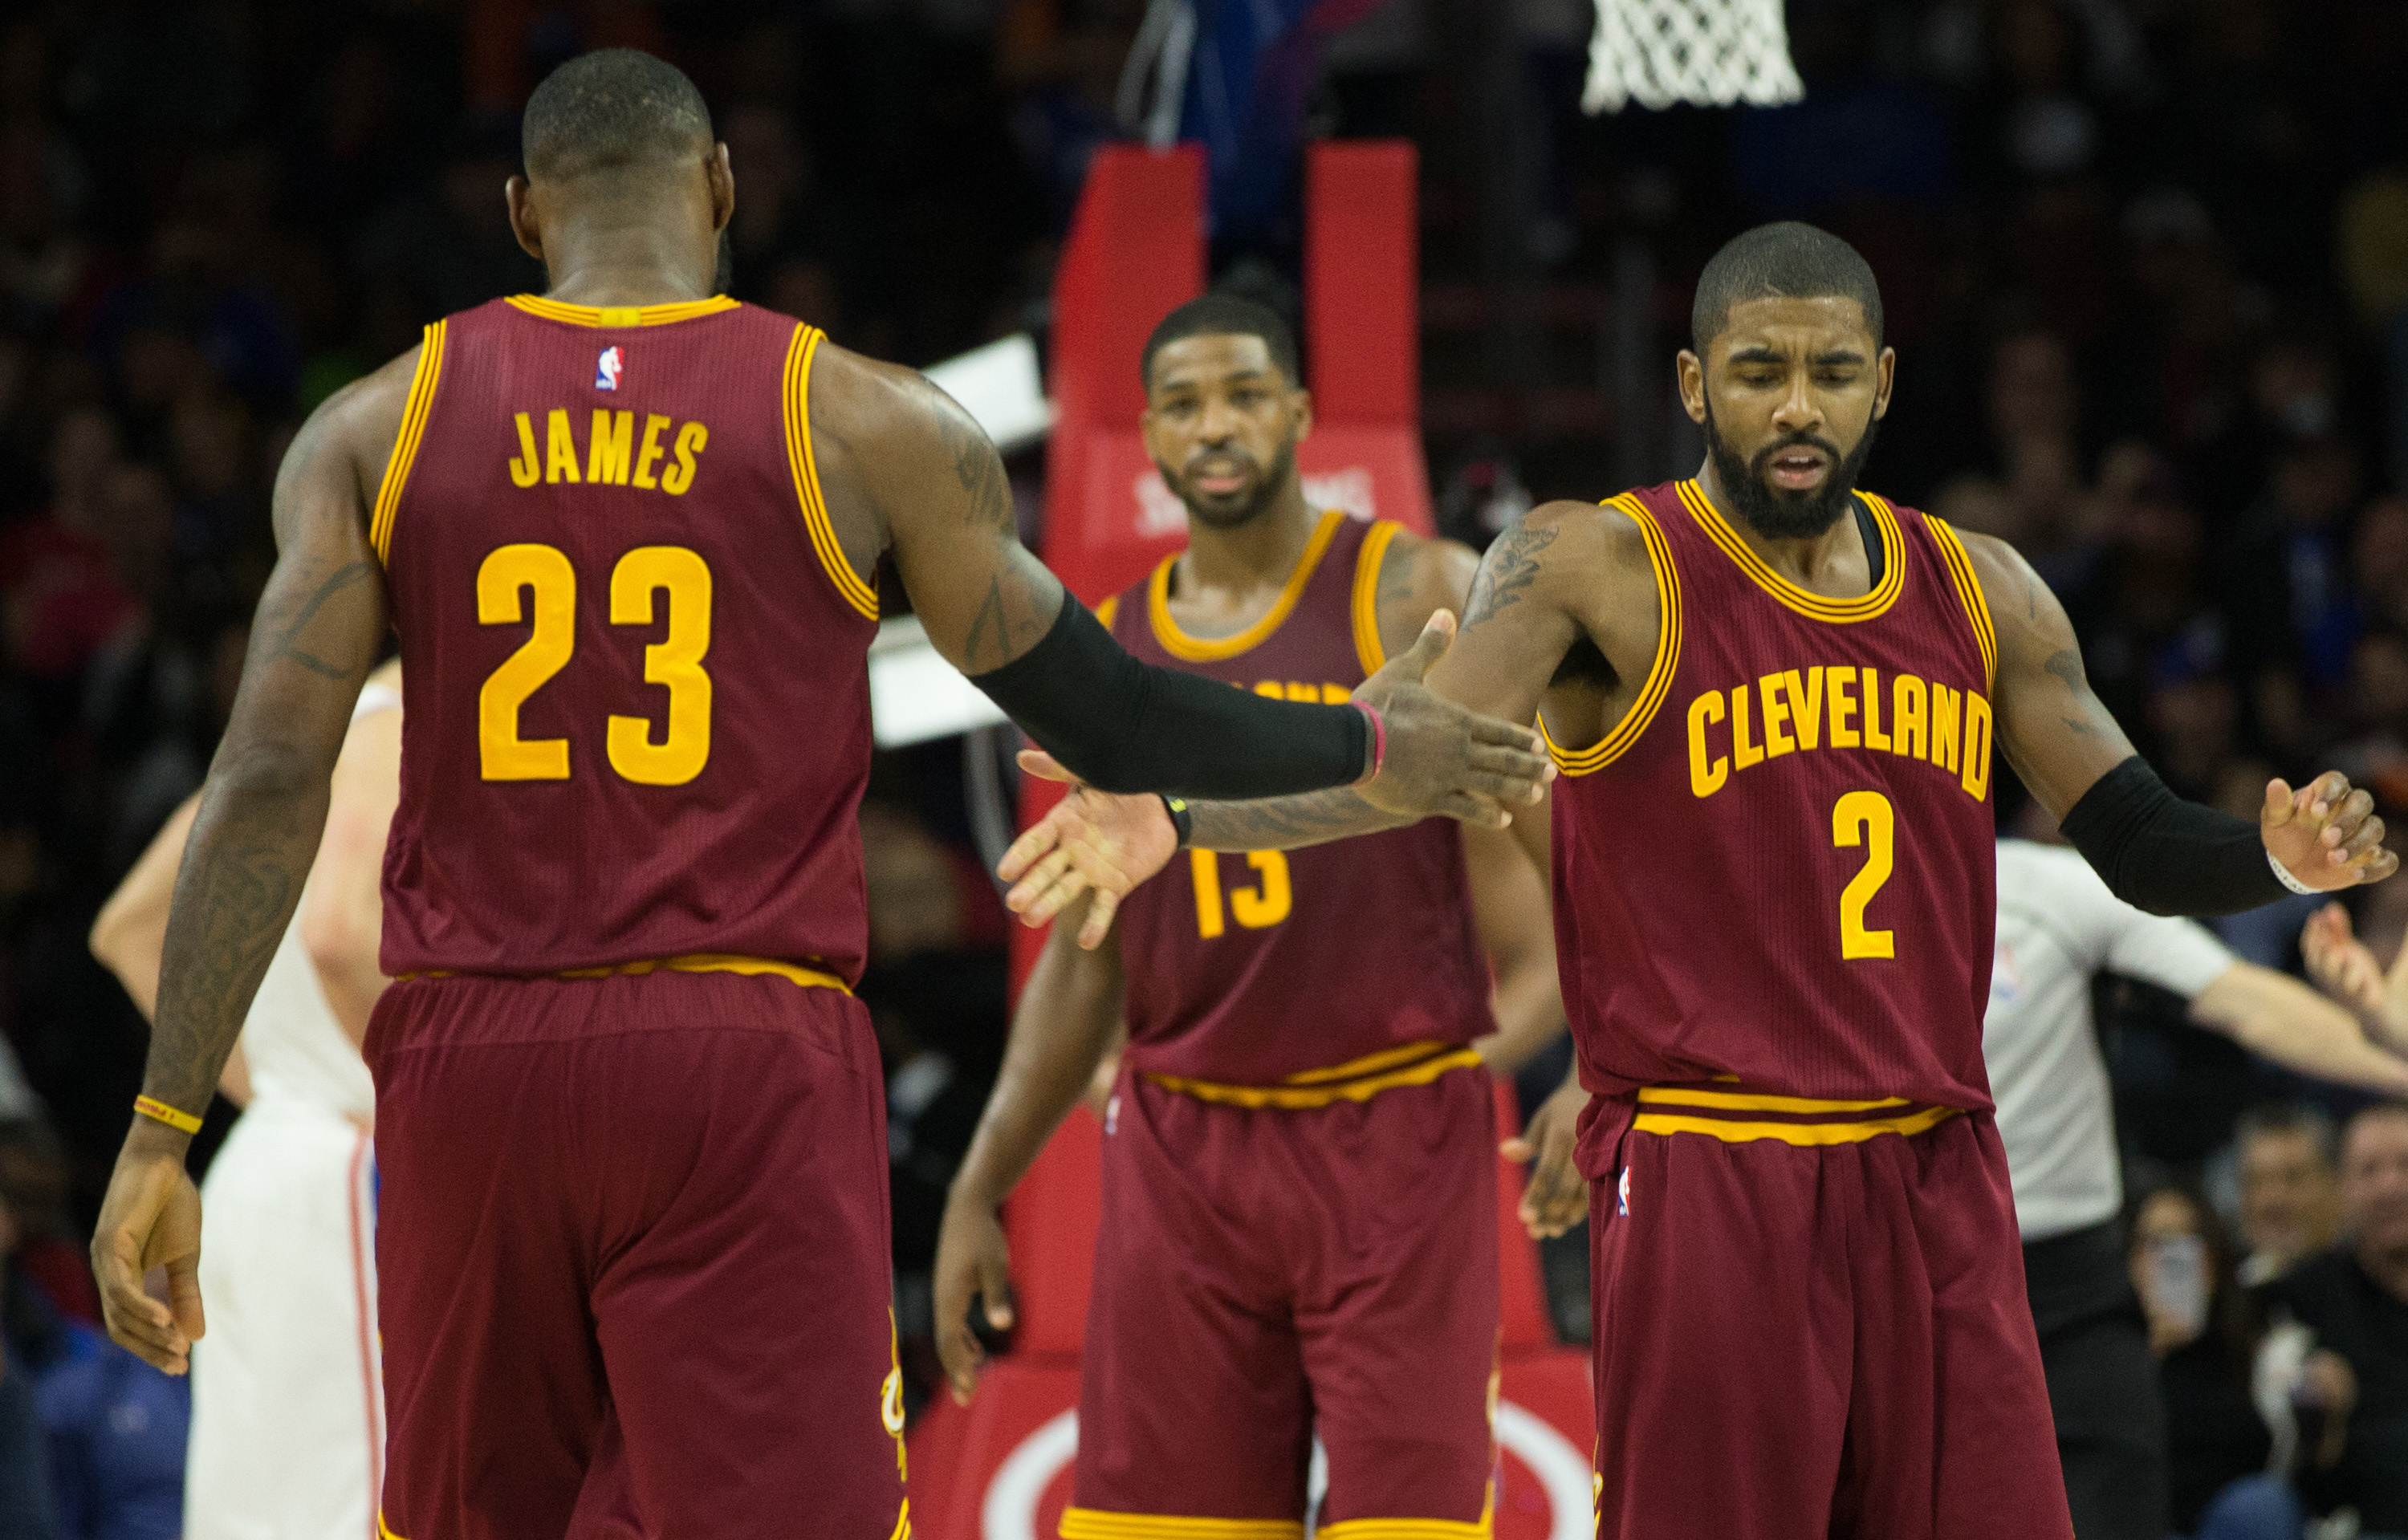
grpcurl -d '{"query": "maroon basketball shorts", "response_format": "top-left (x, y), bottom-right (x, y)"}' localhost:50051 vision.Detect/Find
top-left (365, 970), bottom-right (908, 1540)
top-left (1586, 1098), bottom-right (2072, 1540)
top-left (1067, 1063), bottom-right (1500, 1539)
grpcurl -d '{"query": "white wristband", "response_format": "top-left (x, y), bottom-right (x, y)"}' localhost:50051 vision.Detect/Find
top-left (2268, 847), bottom-right (2319, 896)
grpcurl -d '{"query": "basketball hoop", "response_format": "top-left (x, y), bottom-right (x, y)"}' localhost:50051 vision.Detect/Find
top-left (1583, 0), bottom-right (1804, 113)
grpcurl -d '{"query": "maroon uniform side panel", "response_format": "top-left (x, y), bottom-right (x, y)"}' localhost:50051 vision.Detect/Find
top-left (377, 299), bottom-right (877, 983)
top-left (1553, 482), bottom-right (2000, 1172)
top-left (1104, 514), bottom-right (1496, 1084)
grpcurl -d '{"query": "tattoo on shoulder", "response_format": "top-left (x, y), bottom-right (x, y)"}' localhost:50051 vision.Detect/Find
top-left (268, 561), bottom-right (378, 681)
top-left (1464, 524), bottom-right (1556, 627)
top-left (938, 408), bottom-right (1014, 534)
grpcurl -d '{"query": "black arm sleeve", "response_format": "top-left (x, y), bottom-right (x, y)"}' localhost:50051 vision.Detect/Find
top-left (966, 595), bottom-right (1371, 798)
top-left (2058, 755), bottom-right (2286, 916)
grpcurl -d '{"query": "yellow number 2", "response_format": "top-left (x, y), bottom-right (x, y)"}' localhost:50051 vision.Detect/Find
top-left (1191, 849), bottom-right (1293, 938)
top-left (477, 544), bottom-right (576, 780)
top-left (607, 547), bottom-right (713, 785)
top-left (1831, 790), bottom-right (1896, 960)
top-left (476, 542), bottom-right (715, 786)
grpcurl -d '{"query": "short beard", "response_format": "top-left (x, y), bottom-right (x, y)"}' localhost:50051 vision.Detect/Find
top-left (1703, 404), bottom-right (1880, 540)
top-left (1173, 442), bottom-right (1299, 531)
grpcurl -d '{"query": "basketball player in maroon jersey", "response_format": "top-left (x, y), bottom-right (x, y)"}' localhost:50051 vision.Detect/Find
top-left (81, 51), bottom-right (1552, 1540)
top-left (993, 222), bottom-right (2398, 1540)
top-left (933, 295), bottom-right (1564, 1538)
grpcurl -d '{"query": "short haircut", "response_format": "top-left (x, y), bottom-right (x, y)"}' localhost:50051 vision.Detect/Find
top-left (2236, 1102), bottom-right (2341, 1168)
top-left (522, 49), bottom-right (713, 182)
top-left (1141, 294), bottom-right (1301, 392)
top-left (1691, 221), bottom-right (1885, 351)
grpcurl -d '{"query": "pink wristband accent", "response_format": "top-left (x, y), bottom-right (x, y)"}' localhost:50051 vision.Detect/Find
top-left (1352, 701), bottom-right (1388, 784)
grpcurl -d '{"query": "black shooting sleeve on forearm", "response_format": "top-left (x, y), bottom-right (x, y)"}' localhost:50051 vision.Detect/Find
top-left (966, 594), bottom-right (1371, 798)
top-left (2058, 754), bottom-right (2287, 916)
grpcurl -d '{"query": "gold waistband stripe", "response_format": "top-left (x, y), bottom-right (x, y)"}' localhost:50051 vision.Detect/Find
top-left (1145, 1040), bottom-right (1480, 1110)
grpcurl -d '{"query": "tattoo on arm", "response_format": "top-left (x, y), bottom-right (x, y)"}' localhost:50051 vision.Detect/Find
top-left (148, 821), bottom-right (305, 1112)
top-left (938, 407), bottom-right (1015, 534)
top-left (1189, 787), bottom-right (1402, 851)
top-left (267, 561), bottom-right (379, 679)
top-left (1463, 525), bottom-right (1556, 627)
top-left (2044, 648), bottom-right (2109, 737)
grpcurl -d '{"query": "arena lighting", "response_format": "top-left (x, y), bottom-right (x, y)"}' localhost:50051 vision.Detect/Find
top-left (868, 333), bottom-right (1051, 747)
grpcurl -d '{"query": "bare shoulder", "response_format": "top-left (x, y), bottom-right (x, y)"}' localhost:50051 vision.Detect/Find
top-left (803, 340), bottom-right (1010, 546)
top-left (276, 343), bottom-right (421, 530)
top-left (1369, 527), bottom-right (1483, 656)
top-left (1464, 498), bottom-right (1651, 626)
top-left (1953, 527), bottom-right (2069, 658)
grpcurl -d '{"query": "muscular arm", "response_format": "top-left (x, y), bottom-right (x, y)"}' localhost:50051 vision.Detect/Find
top-left (299, 673), bottom-right (402, 1051)
top-left (2190, 962), bottom-right (2408, 1097)
top-left (92, 351), bottom-right (404, 1371)
top-left (806, 347), bottom-right (1544, 808)
top-left (1972, 533), bottom-right (2394, 911)
top-left (89, 798), bottom-right (253, 1106)
top-left (932, 898), bottom-right (1126, 1400)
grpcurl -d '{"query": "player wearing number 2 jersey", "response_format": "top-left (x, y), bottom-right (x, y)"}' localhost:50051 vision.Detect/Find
top-left (935, 299), bottom-right (1564, 1539)
top-left (996, 223), bottom-right (2399, 1540)
top-left (83, 51), bottom-right (1554, 1540)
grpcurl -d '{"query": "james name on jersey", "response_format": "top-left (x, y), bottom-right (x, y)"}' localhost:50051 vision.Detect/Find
top-left (506, 408), bottom-right (710, 493)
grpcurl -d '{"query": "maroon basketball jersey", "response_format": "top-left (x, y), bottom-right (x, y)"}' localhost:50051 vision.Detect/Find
top-left (373, 295), bottom-right (878, 984)
top-left (1549, 481), bottom-right (2000, 1166)
top-left (1105, 512), bottom-right (1496, 1095)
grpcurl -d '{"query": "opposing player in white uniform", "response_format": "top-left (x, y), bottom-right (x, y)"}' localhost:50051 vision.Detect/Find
top-left (92, 662), bottom-right (400, 1540)
top-left (1986, 831), bottom-right (2408, 1540)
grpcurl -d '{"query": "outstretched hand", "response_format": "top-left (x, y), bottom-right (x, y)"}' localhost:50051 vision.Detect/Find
top-left (998, 752), bottom-right (1176, 947)
top-left (1352, 611), bottom-right (1554, 826)
top-left (89, 1127), bottom-right (205, 1374)
top-left (1502, 1073), bottom-right (1589, 1239)
top-left (2262, 773), bottom-right (2398, 892)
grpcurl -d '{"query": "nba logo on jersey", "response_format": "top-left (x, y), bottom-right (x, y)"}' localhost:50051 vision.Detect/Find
top-left (1617, 1166), bottom-right (1631, 1217)
top-left (594, 346), bottom-right (623, 391)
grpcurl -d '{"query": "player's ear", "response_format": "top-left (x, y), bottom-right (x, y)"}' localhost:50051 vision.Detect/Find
top-left (1873, 346), bottom-right (1897, 420)
top-left (706, 143), bottom-right (735, 234)
top-left (504, 175), bottom-right (545, 263)
top-left (1676, 349), bottom-right (1708, 425)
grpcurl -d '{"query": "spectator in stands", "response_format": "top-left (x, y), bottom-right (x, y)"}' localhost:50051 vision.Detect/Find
top-left (2235, 1105), bottom-right (2348, 1286)
top-left (2129, 1183), bottom-right (2272, 1538)
top-left (0, 1116), bottom-right (63, 1540)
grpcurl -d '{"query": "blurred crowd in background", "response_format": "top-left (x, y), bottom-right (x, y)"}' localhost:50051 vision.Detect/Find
top-left (1, 0), bottom-right (2406, 1535)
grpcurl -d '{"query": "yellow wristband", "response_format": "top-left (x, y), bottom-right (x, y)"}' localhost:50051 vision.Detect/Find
top-left (132, 1095), bottom-right (203, 1136)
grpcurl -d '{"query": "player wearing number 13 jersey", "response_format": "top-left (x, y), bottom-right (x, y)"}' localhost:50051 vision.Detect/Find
top-left (84, 50), bottom-right (1561, 1540)
top-left (995, 224), bottom-right (2400, 1540)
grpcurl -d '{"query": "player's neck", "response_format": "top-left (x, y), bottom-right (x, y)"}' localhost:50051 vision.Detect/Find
top-left (537, 219), bottom-right (716, 310)
top-left (1696, 458), bottom-right (1868, 594)
top-left (1178, 483), bottom-right (1321, 601)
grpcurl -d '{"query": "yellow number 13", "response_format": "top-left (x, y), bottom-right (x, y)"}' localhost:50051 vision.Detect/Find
top-left (476, 542), bottom-right (714, 786)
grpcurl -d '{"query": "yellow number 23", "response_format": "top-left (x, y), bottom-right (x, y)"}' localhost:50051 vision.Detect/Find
top-left (477, 542), bottom-right (714, 786)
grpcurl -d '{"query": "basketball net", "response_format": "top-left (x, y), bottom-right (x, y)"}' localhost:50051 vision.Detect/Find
top-left (1584, 0), bottom-right (1805, 112)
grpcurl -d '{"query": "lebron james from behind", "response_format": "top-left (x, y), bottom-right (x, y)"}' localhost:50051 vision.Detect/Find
top-left (1001, 222), bottom-right (2398, 1540)
top-left (82, 49), bottom-right (1552, 1540)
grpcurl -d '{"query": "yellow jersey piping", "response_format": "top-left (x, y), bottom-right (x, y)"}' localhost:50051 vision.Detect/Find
top-left (397, 953), bottom-right (850, 993)
top-left (504, 293), bottom-right (741, 327)
top-left (1316, 1490), bottom-right (1494, 1540)
top-left (1145, 1042), bottom-right (1480, 1110)
top-left (1094, 594), bottom-right (1121, 632)
top-left (378, 1514), bottom-right (409, 1540)
top-left (783, 325), bottom-right (880, 621)
top-left (1352, 518), bottom-right (1404, 675)
top-left (1677, 480), bottom-right (1904, 623)
top-left (888, 1499), bottom-right (911, 1540)
top-left (1060, 1509), bottom-right (1304, 1540)
top-left (1147, 510), bottom-right (1344, 663)
top-left (1923, 514), bottom-right (1998, 693)
top-left (1538, 494), bottom-right (1681, 775)
top-left (369, 320), bottom-right (446, 564)
top-left (1633, 1103), bottom-right (1960, 1147)
top-left (1637, 1087), bottom-right (1910, 1114)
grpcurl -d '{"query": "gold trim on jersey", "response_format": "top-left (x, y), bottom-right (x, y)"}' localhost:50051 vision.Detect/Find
top-left (782, 325), bottom-right (880, 621)
top-left (1145, 1039), bottom-right (1480, 1110)
top-left (396, 953), bottom-right (851, 993)
top-left (503, 293), bottom-right (742, 327)
top-left (1060, 1509), bottom-right (1304, 1540)
top-left (1095, 594), bottom-right (1121, 631)
top-left (1538, 494), bottom-right (1682, 776)
top-left (1352, 519), bottom-right (1405, 675)
top-left (1923, 515), bottom-right (1997, 693)
top-left (1677, 480), bottom-right (1905, 624)
top-left (1631, 1086), bottom-right (1959, 1147)
top-left (377, 1512), bottom-right (409, 1540)
top-left (369, 320), bottom-right (446, 564)
top-left (1316, 1487), bottom-right (1495, 1540)
top-left (1148, 510), bottom-right (1345, 663)
top-left (888, 1500), bottom-right (912, 1540)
